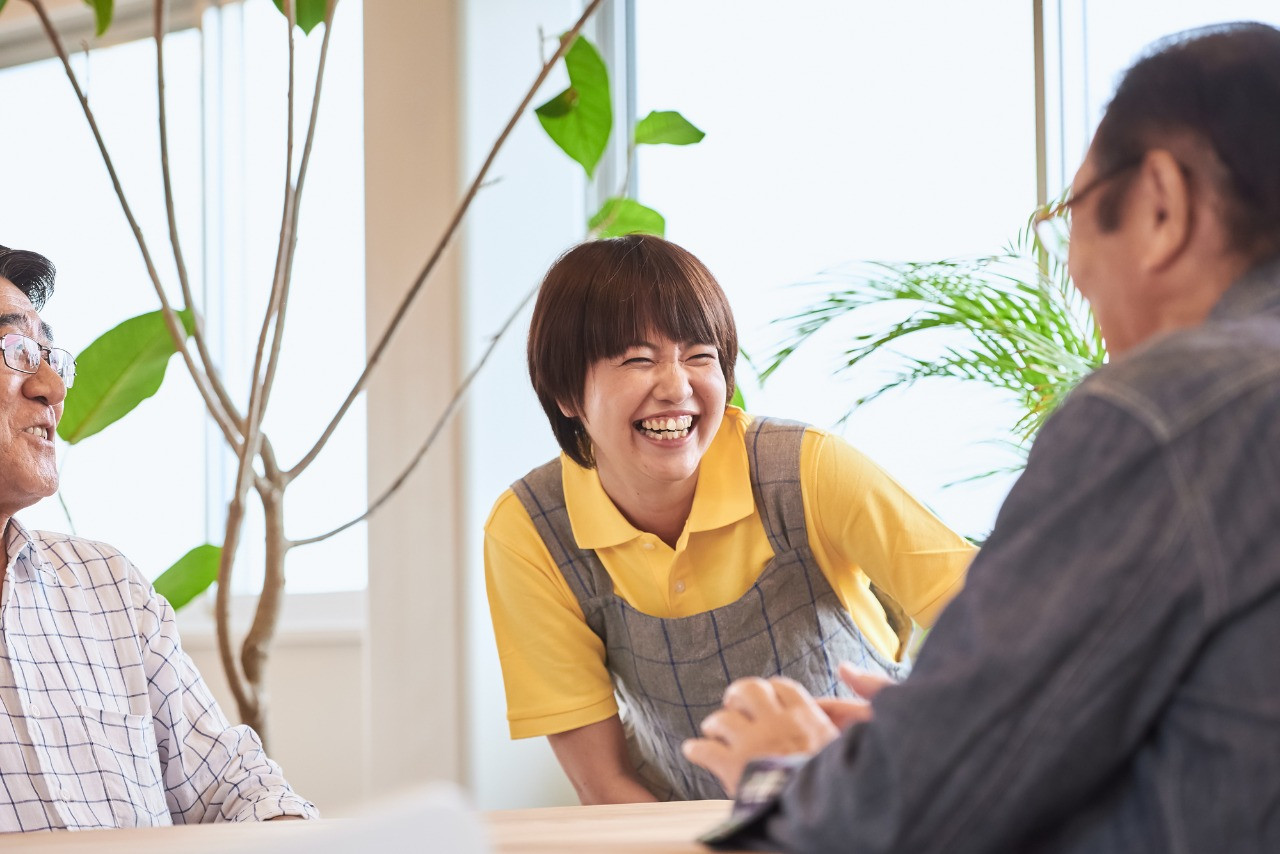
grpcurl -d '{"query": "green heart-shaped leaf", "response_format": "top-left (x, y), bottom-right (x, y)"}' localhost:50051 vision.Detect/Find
top-left (634, 110), bottom-right (705, 146)
top-left (271, 0), bottom-right (327, 34)
top-left (58, 308), bottom-right (195, 444)
top-left (588, 197), bottom-right (665, 239)
top-left (153, 544), bottom-right (221, 610)
top-left (82, 0), bottom-right (113, 37)
top-left (535, 36), bottom-right (612, 178)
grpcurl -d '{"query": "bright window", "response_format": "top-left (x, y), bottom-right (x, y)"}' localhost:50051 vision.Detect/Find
top-left (634, 1), bottom-right (1036, 537)
top-left (0, 0), bottom-right (367, 594)
top-left (1046, 0), bottom-right (1280, 194)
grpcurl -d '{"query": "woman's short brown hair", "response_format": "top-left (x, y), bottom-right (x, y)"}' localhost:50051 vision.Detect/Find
top-left (527, 234), bottom-right (738, 468)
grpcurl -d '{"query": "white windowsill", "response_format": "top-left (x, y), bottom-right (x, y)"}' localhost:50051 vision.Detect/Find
top-left (173, 589), bottom-right (367, 649)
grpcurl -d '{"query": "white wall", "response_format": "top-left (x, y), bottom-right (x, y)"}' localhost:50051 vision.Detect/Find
top-left (363, 0), bottom-right (467, 797)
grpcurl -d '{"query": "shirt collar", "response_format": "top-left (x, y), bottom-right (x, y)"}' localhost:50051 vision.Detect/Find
top-left (5, 518), bottom-right (32, 567)
top-left (4, 518), bottom-right (54, 583)
top-left (563, 406), bottom-right (757, 549)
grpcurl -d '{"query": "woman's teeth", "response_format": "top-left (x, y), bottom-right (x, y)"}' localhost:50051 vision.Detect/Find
top-left (637, 415), bottom-right (693, 440)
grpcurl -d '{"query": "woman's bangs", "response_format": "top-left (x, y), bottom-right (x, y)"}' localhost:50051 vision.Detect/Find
top-left (583, 271), bottom-right (722, 361)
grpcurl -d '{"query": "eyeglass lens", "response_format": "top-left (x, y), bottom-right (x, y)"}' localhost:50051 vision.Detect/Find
top-left (1035, 209), bottom-right (1071, 262)
top-left (2, 334), bottom-right (76, 387)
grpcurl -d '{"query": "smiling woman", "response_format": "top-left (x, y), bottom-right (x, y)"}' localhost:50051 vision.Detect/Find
top-left (482, 234), bottom-right (977, 805)
top-left (527, 237), bottom-right (735, 548)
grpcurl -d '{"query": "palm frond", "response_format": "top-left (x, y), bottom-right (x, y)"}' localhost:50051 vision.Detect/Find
top-left (765, 234), bottom-right (1105, 463)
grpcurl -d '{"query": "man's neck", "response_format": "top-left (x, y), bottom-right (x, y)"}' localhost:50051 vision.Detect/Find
top-left (1152, 278), bottom-right (1236, 339)
top-left (1112, 255), bottom-right (1250, 357)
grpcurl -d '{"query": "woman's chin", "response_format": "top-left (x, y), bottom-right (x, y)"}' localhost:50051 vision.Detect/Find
top-left (635, 454), bottom-right (702, 488)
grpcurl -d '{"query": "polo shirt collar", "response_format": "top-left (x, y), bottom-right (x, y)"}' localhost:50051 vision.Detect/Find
top-left (562, 407), bottom-right (756, 549)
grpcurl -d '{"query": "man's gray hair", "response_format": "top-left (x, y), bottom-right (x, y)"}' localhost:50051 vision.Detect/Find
top-left (0, 246), bottom-right (55, 310)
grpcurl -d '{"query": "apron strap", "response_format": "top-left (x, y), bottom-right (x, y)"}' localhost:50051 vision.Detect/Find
top-left (744, 416), bottom-right (810, 555)
top-left (512, 458), bottom-right (607, 608)
top-left (745, 416), bottom-right (913, 655)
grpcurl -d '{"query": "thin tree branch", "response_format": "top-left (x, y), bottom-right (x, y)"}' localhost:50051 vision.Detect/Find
top-left (244, 0), bottom-right (298, 447)
top-left (55, 447), bottom-right (77, 535)
top-left (154, 0), bottom-right (245, 431)
top-left (214, 489), bottom-right (254, 716)
top-left (227, 0), bottom-right (299, 583)
top-left (233, 0), bottom-right (340, 732)
top-left (214, 0), bottom-right (304, 724)
top-left (283, 0), bottom-right (607, 483)
top-left (290, 281), bottom-right (539, 548)
top-left (24, 0), bottom-right (243, 453)
top-left (259, 435), bottom-right (281, 485)
top-left (257, 0), bottom-right (338, 424)
top-left (213, 0), bottom-right (308, 727)
top-left (241, 452), bottom-right (287, 745)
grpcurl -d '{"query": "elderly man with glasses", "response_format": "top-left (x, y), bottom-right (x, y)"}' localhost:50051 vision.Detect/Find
top-left (686, 22), bottom-right (1280, 854)
top-left (0, 246), bottom-right (316, 831)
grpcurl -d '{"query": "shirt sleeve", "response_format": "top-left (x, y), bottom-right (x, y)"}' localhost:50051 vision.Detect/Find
top-left (801, 428), bottom-right (975, 628)
top-left (725, 392), bottom-right (1210, 853)
top-left (484, 489), bottom-right (618, 738)
top-left (131, 569), bottom-right (319, 824)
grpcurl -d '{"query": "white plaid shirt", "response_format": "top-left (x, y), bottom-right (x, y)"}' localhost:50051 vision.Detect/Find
top-left (0, 519), bottom-right (318, 831)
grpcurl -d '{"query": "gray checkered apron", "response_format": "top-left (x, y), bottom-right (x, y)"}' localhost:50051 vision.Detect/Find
top-left (513, 416), bottom-right (909, 800)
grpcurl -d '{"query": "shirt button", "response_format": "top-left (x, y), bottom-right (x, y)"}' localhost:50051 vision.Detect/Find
top-left (674, 580), bottom-right (686, 594)
top-left (641, 541), bottom-right (655, 551)
top-left (28, 705), bottom-right (41, 718)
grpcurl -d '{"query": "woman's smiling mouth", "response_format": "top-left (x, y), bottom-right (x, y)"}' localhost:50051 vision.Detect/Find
top-left (635, 414), bottom-right (694, 440)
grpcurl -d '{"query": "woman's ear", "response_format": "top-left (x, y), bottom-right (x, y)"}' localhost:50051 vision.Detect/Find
top-left (558, 399), bottom-right (577, 419)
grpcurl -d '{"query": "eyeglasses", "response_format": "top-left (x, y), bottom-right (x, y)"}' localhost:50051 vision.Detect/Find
top-left (0, 333), bottom-right (76, 388)
top-left (1032, 160), bottom-right (1141, 263)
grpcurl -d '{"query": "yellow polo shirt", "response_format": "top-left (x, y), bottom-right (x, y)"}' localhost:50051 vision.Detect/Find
top-left (484, 407), bottom-right (975, 739)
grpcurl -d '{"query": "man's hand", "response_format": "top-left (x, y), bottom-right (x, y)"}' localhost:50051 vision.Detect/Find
top-left (814, 662), bottom-right (890, 729)
top-left (682, 676), bottom-right (839, 796)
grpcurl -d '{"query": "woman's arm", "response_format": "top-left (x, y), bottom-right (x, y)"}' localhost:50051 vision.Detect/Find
top-left (802, 429), bottom-right (976, 631)
top-left (485, 491), bottom-right (620, 737)
top-left (548, 716), bottom-right (659, 805)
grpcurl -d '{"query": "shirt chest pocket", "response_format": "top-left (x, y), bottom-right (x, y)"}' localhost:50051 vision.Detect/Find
top-left (70, 706), bottom-right (169, 827)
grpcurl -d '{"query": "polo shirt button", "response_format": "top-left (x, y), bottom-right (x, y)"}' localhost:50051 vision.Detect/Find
top-left (674, 581), bottom-right (686, 594)
top-left (641, 541), bottom-right (655, 551)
